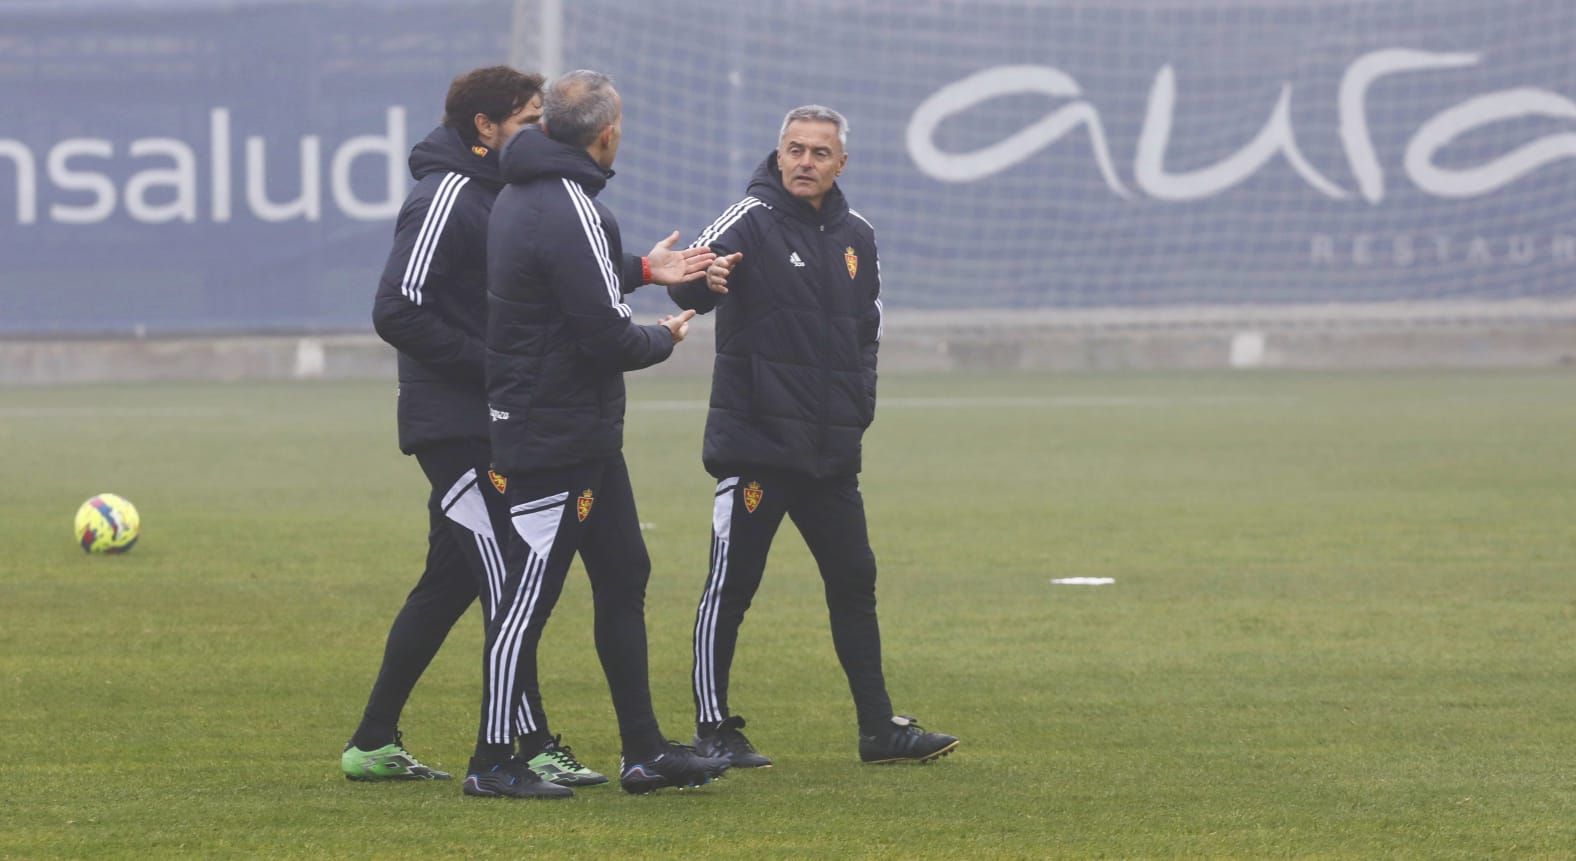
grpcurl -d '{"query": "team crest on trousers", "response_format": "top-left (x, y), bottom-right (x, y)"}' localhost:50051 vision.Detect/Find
top-left (577, 489), bottom-right (594, 522)
top-left (844, 246), bottom-right (858, 279)
top-left (743, 481), bottom-right (764, 514)
top-left (487, 469), bottom-right (507, 494)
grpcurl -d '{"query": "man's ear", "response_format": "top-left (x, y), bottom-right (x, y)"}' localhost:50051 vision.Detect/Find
top-left (473, 112), bottom-right (493, 140)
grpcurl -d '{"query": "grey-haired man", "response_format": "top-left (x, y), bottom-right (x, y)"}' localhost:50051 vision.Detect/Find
top-left (469, 70), bottom-right (729, 798)
top-left (668, 106), bottom-right (959, 767)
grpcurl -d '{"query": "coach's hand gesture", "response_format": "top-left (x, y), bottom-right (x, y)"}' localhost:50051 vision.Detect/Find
top-left (707, 252), bottom-right (743, 295)
top-left (646, 231), bottom-right (716, 286)
top-left (659, 309), bottom-right (697, 343)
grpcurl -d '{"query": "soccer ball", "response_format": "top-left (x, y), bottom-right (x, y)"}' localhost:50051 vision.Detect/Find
top-left (75, 493), bottom-right (141, 554)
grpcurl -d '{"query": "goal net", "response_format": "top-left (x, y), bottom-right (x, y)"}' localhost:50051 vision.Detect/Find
top-left (528, 0), bottom-right (1576, 320)
top-left (3, 0), bottom-right (1574, 336)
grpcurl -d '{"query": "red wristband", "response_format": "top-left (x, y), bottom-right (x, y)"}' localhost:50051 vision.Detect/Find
top-left (641, 256), bottom-right (653, 284)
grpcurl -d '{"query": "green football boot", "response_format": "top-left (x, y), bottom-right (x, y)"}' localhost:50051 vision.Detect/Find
top-left (526, 735), bottom-right (608, 787)
top-left (341, 732), bottom-right (452, 781)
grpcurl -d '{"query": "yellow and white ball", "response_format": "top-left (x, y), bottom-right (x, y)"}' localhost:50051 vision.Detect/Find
top-left (75, 493), bottom-right (141, 554)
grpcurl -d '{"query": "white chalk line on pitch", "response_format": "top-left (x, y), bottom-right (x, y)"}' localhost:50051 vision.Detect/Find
top-left (1, 396), bottom-right (1291, 418)
top-left (0, 407), bottom-right (247, 418)
top-left (630, 395), bottom-right (1292, 411)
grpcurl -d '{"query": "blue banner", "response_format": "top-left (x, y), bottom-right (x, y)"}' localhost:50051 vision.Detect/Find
top-left (3, 0), bottom-right (1574, 334)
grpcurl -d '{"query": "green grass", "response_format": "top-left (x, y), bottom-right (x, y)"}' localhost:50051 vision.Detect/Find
top-left (3, 370), bottom-right (1575, 859)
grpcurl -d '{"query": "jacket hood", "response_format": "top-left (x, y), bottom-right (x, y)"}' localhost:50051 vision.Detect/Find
top-left (499, 126), bottom-right (613, 193)
top-left (747, 150), bottom-right (849, 226)
top-left (408, 125), bottom-right (503, 188)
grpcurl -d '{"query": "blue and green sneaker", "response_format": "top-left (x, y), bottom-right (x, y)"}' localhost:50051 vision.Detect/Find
top-left (527, 735), bottom-right (608, 787)
top-left (341, 732), bottom-right (452, 781)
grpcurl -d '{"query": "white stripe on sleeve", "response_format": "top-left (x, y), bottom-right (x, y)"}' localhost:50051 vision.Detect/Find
top-left (400, 172), bottom-right (470, 306)
top-left (561, 180), bottom-right (619, 298)
top-left (693, 196), bottom-right (761, 248)
top-left (561, 179), bottom-right (631, 317)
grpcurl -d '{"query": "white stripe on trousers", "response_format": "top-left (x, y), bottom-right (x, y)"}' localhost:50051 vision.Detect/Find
top-left (692, 476), bottom-right (739, 724)
top-left (471, 533), bottom-right (505, 621)
top-left (486, 549), bottom-right (547, 742)
top-left (440, 469), bottom-right (505, 622)
top-left (485, 493), bottom-right (566, 743)
top-left (500, 551), bottom-right (548, 734)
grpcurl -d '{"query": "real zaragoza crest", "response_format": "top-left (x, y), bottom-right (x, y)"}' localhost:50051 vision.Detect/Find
top-left (577, 488), bottom-right (594, 522)
top-left (487, 469), bottom-right (507, 494)
top-left (743, 481), bottom-right (764, 513)
top-left (844, 246), bottom-right (858, 279)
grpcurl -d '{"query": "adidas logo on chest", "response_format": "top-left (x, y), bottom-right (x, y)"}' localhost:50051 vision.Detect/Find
top-left (788, 251), bottom-right (805, 268)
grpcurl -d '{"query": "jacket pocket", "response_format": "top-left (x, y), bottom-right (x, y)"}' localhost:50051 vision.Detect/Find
top-left (858, 367), bottom-right (877, 428)
top-left (749, 355), bottom-right (767, 416)
top-left (829, 367), bottom-right (874, 430)
top-left (710, 353), bottom-right (751, 415)
top-left (750, 355), bottom-right (819, 422)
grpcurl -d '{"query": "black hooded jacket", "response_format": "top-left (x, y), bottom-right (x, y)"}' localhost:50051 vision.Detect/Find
top-left (371, 125), bottom-right (503, 454)
top-left (668, 151), bottom-right (883, 479)
top-left (485, 127), bottom-right (676, 474)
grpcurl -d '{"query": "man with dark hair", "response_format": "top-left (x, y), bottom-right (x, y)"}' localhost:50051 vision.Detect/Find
top-left (670, 105), bottom-right (959, 769)
top-left (442, 66), bottom-right (544, 147)
top-left (468, 69), bottom-right (731, 798)
top-left (343, 65), bottom-right (712, 789)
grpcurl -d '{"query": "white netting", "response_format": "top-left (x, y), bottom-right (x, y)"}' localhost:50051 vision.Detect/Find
top-left (3, 0), bottom-right (1574, 335)
top-left (522, 0), bottom-right (1576, 316)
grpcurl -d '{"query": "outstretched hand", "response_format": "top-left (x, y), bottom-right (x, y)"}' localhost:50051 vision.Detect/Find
top-left (646, 231), bottom-right (716, 286)
top-left (659, 308), bottom-right (697, 343)
top-left (707, 252), bottom-right (744, 295)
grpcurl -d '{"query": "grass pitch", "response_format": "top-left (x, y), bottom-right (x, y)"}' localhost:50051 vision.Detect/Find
top-left (3, 370), bottom-right (1575, 859)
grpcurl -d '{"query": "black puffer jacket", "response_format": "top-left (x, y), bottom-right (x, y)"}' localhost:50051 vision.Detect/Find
top-left (372, 125), bottom-right (505, 453)
top-left (669, 151), bottom-right (883, 479)
top-left (486, 127), bottom-right (676, 474)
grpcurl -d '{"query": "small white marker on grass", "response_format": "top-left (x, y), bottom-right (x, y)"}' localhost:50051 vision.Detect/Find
top-left (1229, 331), bottom-right (1266, 368)
top-left (1050, 577), bottom-right (1115, 586)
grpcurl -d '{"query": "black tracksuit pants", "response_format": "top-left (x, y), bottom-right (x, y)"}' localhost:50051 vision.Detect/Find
top-left (477, 453), bottom-right (665, 760)
top-left (354, 440), bottom-right (512, 747)
top-left (691, 466), bottom-right (895, 735)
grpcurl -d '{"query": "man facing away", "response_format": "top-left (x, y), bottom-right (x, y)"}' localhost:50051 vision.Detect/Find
top-left (345, 66), bottom-right (543, 783)
top-left (669, 105), bottom-right (959, 768)
top-left (469, 70), bottom-right (731, 799)
top-left (345, 65), bottom-right (712, 788)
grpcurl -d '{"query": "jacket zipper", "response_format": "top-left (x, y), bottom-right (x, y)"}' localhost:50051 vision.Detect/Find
top-left (816, 221), bottom-right (832, 469)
